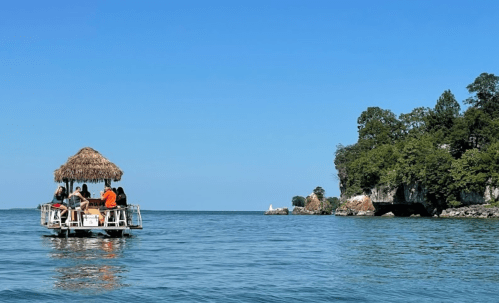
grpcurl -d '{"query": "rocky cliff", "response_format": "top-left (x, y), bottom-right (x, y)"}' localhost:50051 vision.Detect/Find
top-left (335, 195), bottom-right (375, 216)
top-left (460, 185), bottom-right (499, 205)
top-left (338, 182), bottom-right (499, 216)
top-left (338, 183), bottom-right (437, 216)
top-left (440, 205), bottom-right (499, 218)
top-left (264, 207), bottom-right (289, 215)
top-left (293, 193), bottom-right (332, 215)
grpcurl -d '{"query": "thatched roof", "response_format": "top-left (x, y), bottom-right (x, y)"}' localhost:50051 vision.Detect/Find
top-left (54, 147), bottom-right (123, 183)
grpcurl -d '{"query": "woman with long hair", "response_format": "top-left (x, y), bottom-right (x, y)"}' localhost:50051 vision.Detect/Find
top-left (81, 184), bottom-right (91, 198)
top-left (51, 186), bottom-right (68, 217)
top-left (116, 187), bottom-right (127, 207)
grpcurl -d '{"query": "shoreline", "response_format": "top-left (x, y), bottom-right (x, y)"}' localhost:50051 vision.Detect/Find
top-left (440, 205), bottom-right (499, 218)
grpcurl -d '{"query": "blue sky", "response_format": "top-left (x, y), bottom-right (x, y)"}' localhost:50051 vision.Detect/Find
top-left (1, 1), bottom-right (499, 210)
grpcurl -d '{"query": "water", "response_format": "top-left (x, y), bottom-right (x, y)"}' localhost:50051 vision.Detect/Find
top-left (1, 210), bottom-right (499, 302)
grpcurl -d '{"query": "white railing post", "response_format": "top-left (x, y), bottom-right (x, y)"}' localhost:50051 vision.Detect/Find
top-left (137, 205), bottom-right (142, 227)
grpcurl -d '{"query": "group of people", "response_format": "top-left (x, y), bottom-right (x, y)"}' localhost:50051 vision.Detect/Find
top-left (51, 184), bottom-right (127, 220)
top-left (100, 186), bottom-right (128, 210)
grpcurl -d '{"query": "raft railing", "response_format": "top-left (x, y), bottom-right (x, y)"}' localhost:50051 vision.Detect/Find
top-left (126, 204), bottom-right (142, 228)
top-left (40, 203), bottom-right (52, 226)
top-left (40, 203), bottom-right (142, 229)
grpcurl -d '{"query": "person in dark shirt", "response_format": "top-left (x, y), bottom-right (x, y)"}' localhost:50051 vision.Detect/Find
top-left (116, 187), bottom-right (131, 225)
top-left (51, 186), bottom-right (68, 217)
top-left (116, 187), bottom-right (127, 207)
top-left (81, 184), bottom-right (91, 199)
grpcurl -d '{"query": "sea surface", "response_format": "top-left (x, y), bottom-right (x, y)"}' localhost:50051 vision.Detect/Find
top-left (1, 209), bottom-right (499, 302)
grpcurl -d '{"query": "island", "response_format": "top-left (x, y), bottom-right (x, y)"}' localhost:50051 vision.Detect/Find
top-left (334, 72), bottom-right (499, 217)
top-left (265, 187), bottom-right (341, 215)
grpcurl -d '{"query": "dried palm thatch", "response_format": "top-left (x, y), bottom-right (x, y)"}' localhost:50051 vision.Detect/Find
top-left (54, 147), bottom-right (123, 183)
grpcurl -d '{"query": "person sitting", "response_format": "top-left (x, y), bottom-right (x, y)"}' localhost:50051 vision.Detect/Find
top-left (68, 186), bottom-right (90, 214)
top-left (100, 186), bottom-right (117, 221)
top-left (51, 186), bottom-right (68, 218)
top-left (116, 187), bottom-right (131, 225)
top-left (116, 187), bottom-right (127, 207)
top-left (81, 184), bottom-right (91, 199)
top-left (100, 186), bottom-right (117, 223)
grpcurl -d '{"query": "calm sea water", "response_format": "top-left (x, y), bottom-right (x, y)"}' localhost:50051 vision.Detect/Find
top-left (1, 210), bottom-right (499, 302)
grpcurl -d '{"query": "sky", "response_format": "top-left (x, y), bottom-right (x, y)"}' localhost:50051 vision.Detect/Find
top-left (1, 0), bottom-right (499, 210)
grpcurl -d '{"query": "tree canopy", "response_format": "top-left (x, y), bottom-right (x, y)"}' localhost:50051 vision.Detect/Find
top-left (291, 196), bottom-right (306, 207)
top-left (465, 73), bottom-right (499, 117)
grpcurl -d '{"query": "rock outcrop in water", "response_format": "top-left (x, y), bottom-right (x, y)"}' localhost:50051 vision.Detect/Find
top-left (338, 181), bottom-right (499, 217)
top-left (264, 205), bottom-right (289, 215)
top-left (335, 195), bottom-right (375, 216)
top-left (292, 193), bottom-right (332, 215)
top-left (440, 205), bottom-right (499, 218)
top-left (337, 184), bottom-right (441, 216)
top-left (292, 207), bottom-right (314, 215)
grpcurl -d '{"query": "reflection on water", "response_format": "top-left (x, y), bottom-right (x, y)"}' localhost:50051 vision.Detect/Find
top-left (43, 235), bottom-right (133, 292)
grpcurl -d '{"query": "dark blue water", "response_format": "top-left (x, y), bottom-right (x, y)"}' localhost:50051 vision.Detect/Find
top-left (1, 210), bottom-right (499, 302)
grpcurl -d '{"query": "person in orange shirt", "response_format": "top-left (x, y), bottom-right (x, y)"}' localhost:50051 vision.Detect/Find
top-left (100, 186), bottom-right (117, 215)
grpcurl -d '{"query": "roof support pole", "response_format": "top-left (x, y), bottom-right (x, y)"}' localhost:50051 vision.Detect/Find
top-left (65, 180), bottom-right (69, 203)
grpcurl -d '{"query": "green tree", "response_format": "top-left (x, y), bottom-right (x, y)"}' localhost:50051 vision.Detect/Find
top-left (334, 143), bottom-right (365, 195)
top-left (481, 142), bottom-right (499, 187)
top-left (450, 148), bottom-right (489, 194)
top-left (424, 147), bottom-right (457, 208)
top-left (435, 90), bottom-right (461, 117)
top-left (397, 136), bottom-right (434, 185)
top-left (449, 107), bottom-right (499, 157)
top-left (349, 144), bottom-right (400, 192)
top-left (327, 197), bottom-right (341, 209)
top-left (465, 73), bottom-right (499, 118)
top-left (399, 106), bottom-right (430, 138)
top-left (313, 186), bottom-right (325, 200)
top-left (357, 107), bottom-right (403, 148)
top-left (426, 90), bottom-right (460, 136)
top-left (291, 196), bottom-right (306, 207)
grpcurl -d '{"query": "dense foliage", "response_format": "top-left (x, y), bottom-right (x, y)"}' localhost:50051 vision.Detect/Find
top-left (291, 188), bottom-right (339, 211)
top-left (326, 197), bottom-right (341, 210)
top-left (291, 196), bottom-right (306, 207)
top-left (334, 73), bottom-right (499, 208)
top-left (313, 186), bottom-right (325, 200)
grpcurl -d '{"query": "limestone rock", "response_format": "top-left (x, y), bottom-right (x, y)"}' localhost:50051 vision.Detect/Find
top-left (461, 185), bottom-right (499, 205)
top-left (484, 186), bottom-right (499, 202)
top-left (369, 187), bottom-right (401, 203)
top-left (303, 193), bottom-right (333, 215)
top-left (264, 207), bottom-right (289, 215)
top-left (460, 192), bottom-right (485, 205)
top-left (440, 205), bottom-right (499, 218)
top-left (292, 207), bottom-right (312, 215)
top-left (335, 195), bottom-right (375, 216)
top-left (403, 183), bottom-right (427, 203)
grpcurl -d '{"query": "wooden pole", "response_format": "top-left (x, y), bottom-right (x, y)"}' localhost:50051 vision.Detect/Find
top-left (65, 180), bottom-right (69, 203)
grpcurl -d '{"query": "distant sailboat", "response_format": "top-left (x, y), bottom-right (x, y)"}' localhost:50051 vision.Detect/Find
top-left (268, 204), bottom-right (273, 211)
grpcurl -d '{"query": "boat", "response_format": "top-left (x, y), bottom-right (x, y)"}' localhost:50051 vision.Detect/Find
top-left (40, 147), bottom-right (143, 237)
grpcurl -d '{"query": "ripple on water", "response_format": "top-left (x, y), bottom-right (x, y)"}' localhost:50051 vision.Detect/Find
top-left (1, 210), bottom-right (499, 302)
